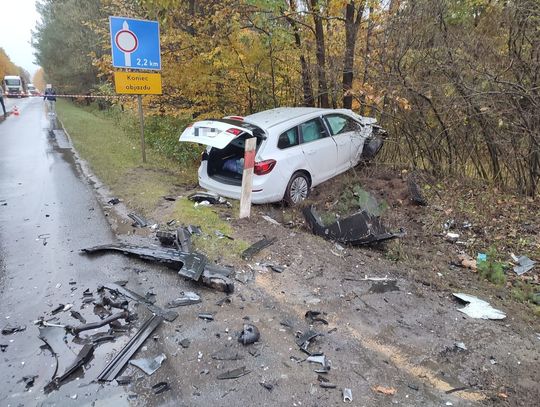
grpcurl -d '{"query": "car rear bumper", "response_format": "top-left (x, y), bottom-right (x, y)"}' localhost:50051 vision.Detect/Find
top-left (197, 162), bottom-right (284, 204)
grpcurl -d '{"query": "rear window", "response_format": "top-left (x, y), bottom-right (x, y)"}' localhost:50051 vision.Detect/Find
top-left (277, 127), bottom-right (299, 149)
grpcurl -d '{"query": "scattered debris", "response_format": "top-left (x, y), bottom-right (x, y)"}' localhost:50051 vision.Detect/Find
top-left (453, 293), bottom-right (506, 320)
top-left (97, 315), bottom-right (164, 381)
top-left (242, 237), bottom-right (277, 260)
top-left (217, 366), bottom-right (251, 380)
top-left (215, 230), bottom-right (234, 240)
top-left (128, 212), bottom-right (149, 228)
top-left (343, 388), bottom-right (353, 403)
top-left (51, 304), bottom-right (65, 315)
top-left (260, 381), bottom-right (274, 391)
top-left (0, 344), bottom-right (8, 352)
top-left (83, 243), bottom-right (234, 293)
top-left (156, 231), bottom-right (176, 246)
top-left (445, 232), bottom-right (460, 243)
top-left (454, 342), bottom-right (468, 351)
top-left (2, 324), bottom-right (26, 335)
top-left (102, 283), bottom-right (178, 322)
top-left (179, 339), bottom-right (191, 349)
top-left (163, 195), bottom-right (178, 201)
top-left (115, 376), bottom-right (132, 385)
top-left (19, 375), bottom-right (38, 390)
top-left (369, 280), bottom-right (400, 294)
top-left (307, 354), bottom-right (331, 373)
top-left (373, 385), bottom-right (396, 395)
top-left (261, 263), bottom-right (284, 273)
top-left (68, 311), bottom-right (129, 335)
top-left (296, 330), bottom-right (321, 354)
top-left (152, 381), bottom-right (171, 394)
top-left (129, 353), bottom-right (166, 375)
top-left (188, 191), bottom-right (230, 206)
top-left (305, 311), bottom-right (328, 325)
top-left (511, 254), bottom-right (536, 276)
top-left (238, 324), bottom-right (260, 345)
top-left (166, 292), bottom-right (201, 308)
top-left (176, 227), bottom-right (193, 252)
top-left (303, 206), bottom-right (403, 246)
top-left (107, 198), bottom-right (120, 205)
top-left (198, 313), bottom-right (214, 321)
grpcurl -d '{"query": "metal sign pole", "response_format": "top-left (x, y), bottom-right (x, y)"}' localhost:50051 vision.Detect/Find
top-left (137, 94), bottom-right (146, 163)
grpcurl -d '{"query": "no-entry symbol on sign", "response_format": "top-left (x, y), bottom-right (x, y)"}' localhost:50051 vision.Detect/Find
top-left (109, 17), bottom-right (161, 70)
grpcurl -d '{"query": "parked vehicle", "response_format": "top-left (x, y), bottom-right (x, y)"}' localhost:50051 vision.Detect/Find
top-left (27, 83), bottom-right (39, 96)
top-left (179, 107), bottom-right (385, 205)
top-left (3, 75), bottom-right (26, 98)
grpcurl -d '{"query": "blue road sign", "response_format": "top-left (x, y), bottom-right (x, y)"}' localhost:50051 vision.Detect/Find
top-left (110, 17), bottom-right (161, 70)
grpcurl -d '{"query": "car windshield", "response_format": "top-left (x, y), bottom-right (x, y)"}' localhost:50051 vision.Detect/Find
top-left (5, 79), bottom-right (20, 86)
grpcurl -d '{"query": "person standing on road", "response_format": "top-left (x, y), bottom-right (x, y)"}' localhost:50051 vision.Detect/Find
top-left (0, 86), bottom-right (6, 117)
top-left (43, 84), bottom-right (57, 115)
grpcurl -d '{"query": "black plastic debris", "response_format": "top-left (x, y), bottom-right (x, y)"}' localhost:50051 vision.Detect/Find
top-left (303, 205), bottom-right (403, 246)
top-left (179, 338), bottom-right (191, 349)
top-left (97, 315), bottom-right (164, 382)
top-left (163, 195), bottom-right (177, 201)
top-left (307, 354), bottom-right (331, 373)
top-left (188, 191), bottom-right (228, 205)
top-left (238, 324), bottom-right (260, 345)
top-left (116, 376), bottom-right (132, 385)
top-left (152, 381), bottom-right (171, 394)
top-left (70, 311), bottom-right (86, 324)
top-left (19, 375), bottom-right (38, 390)
top-left (262, 263), bottom-right (284, 273)
top-left (305, 311), bottom-right (328, 325)
top-left (83, 243), bottom-right (234, 293)
top-left (128, 213), bottom-right (148, 228)
top-left (102, 283), bottom-right (178, 322)
top-left (242, 237), bottom-right (277, 260)
top-left (368, 280), bottom-right (400, 294)
top-left (2, 324), bottom-right (26, 335)
top-left (176, 227), bottom-right (193, 252)
top-left (68, 311), bottom-right (129, 335)
top-left (407, 177), bottom-right (427, 206)
top-left (167, 292), bottom-right (201, 308)
top-left (0, 344), bottom-right (8, 352)
top-left (129, 353), bottom-right (166, 375)
top-left (215, 230), bottom-right (234, 240)
top-left (156, 231), bottom-right (176, 246)
top-left (217, 366), bottom-right (251, 380)
top-left (103, 295), bottom-right (129, 310)
top-left (260, 381), bottom-right (274, 391)
top-left (296, 330), bottom-right (321, 354)
top-left (51, 304), bottom-right (65, 315)
top-left (108, 198), bottom-right (120, 205)
top-left (198, 313), bottom-right (214, 321)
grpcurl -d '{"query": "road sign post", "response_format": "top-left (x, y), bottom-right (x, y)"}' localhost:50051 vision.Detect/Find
top-left (110, 16), bottom-right (161, 163)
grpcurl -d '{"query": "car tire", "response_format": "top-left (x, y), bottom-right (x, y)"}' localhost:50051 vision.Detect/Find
top-left (284, 172), bottom-right (310, 206)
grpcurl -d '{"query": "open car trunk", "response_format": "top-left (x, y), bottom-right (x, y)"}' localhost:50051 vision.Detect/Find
top-left (207, 135), bottom-right (261, 186)
top-left (179, 119), bottom-right (265, 186)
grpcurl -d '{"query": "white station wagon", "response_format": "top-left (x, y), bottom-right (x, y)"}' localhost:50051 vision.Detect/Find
top-left (179, 107), bottom-right (385, 205)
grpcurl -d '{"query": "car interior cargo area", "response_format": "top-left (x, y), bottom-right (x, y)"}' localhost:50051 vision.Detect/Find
top-left (207, 135), bottom-right (260, 186)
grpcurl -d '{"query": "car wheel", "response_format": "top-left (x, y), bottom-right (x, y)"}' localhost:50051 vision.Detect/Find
top-left (284, 172), bottom-right (310, 205)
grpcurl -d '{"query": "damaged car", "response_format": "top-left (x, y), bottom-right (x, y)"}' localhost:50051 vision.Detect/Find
top-left (179, 107), bottom-right (385, 205)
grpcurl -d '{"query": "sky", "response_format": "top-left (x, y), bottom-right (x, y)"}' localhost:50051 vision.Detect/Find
top-left (0, 0), bottom-right (41, 77)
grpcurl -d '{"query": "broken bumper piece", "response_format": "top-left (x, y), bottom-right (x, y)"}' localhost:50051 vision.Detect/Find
top-left (302, 206), bottom-right (404, 246)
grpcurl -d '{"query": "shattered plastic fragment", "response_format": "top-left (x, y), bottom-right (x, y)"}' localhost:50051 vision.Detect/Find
top-left (152, 381), bottom-right (171, 394)
top-left (198, 313), bottom-right (214, 321)
top-left (2, 324), bottom-right (26, 335)
top-left (373, 385), bottom-right (396, 395)
top-left (217, 366), bottom-right (251, 380)
top-left (128, 213), bottom-right (149, 227)
top-left (129, 353), bottom-right (167, 375)
top-left (453, 293), bottom-right (506, 320)
top-left (513, 255), bottom-right (535, 276)
top-left (241, 237), bottom-right (277, 260)
top-left (166, 292), bottom-right (201, 308)
top-left (303, 206), bottom-right (403, 246)
top-left (238, 324), bottom-right (260, 345)
top-left (19, 375), bottom-right (38, 389)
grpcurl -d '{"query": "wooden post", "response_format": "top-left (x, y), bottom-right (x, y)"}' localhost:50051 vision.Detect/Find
top-left (239, 137), bottom-right (256, 218)
top-left (137, 94), bottom-right (146, 163)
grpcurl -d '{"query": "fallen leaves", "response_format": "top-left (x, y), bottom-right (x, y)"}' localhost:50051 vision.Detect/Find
top-left (373, 385), bottom-right (397, 395)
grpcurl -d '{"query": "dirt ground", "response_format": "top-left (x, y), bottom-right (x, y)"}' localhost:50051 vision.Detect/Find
top-left (93, 163), bottom-right (540, 406)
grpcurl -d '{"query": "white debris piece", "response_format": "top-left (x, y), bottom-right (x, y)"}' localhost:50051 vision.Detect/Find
top-left (453, 293), bottom-right (506, 320)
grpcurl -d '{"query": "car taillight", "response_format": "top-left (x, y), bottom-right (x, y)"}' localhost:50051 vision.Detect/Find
top-left (226, 128), bottom-right (242, 136)
top-left (254, 159), bottom-right (276, 175)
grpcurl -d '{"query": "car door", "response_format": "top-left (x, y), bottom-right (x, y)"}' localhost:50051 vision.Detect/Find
top-left (299, 117), bottom-right (338, 185)
top-left (324, 113), bottom-right (366, 169)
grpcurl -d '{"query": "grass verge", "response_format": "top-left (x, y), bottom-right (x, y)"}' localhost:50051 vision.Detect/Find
top-left (56, 100), bottom-right (248, 261)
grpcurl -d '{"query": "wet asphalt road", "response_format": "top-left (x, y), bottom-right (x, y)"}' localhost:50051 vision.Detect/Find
top-left (0, 97), bottom-right (137, 405)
